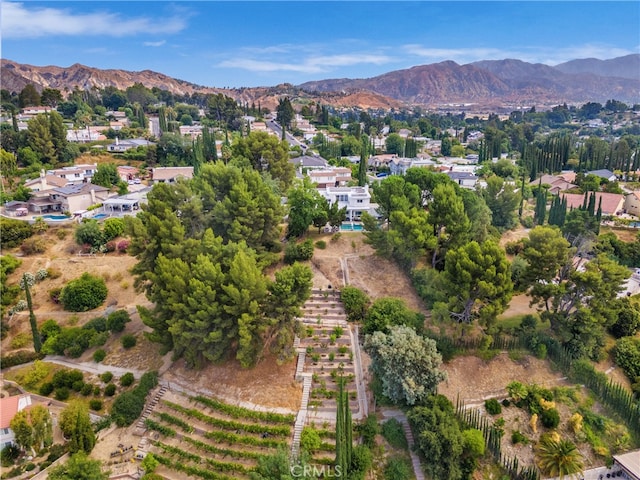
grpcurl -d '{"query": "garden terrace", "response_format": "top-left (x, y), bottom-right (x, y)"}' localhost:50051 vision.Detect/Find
top-left (141, 391), bottom-right (294, 479)
top-left (296, 289), bottom-right (362, 423)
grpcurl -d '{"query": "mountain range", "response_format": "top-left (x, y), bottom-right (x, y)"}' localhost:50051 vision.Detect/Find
top-left (2, 55), bottom-right (639, 109)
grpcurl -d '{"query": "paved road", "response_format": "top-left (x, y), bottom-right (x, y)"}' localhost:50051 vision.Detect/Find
top-left (43, 355), bottom-right (147, 378)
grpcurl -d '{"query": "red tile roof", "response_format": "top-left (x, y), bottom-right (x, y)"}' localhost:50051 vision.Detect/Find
top-left (0, 395), bottom-right (30, 429)
top-left (561, 192), bottom-right (625, 216)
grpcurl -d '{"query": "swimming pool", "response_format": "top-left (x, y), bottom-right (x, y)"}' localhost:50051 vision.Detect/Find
top-left (340, 222), bottom-right (364, 232)
top-left (39, 214), bottom-right (70, 221)
top-left (629, 222), bottom-right (640, 228)
top-left (93, 213), bottom-right (108, 219)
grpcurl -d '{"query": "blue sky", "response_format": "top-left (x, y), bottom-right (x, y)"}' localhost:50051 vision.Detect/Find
top-left (2, 1), bottom-right (639, 88)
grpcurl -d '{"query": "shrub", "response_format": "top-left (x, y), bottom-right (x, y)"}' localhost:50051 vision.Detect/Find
top-left (89, 331), bottom-right (109, 347)
top-left (35, 268), bottom-right (48, 281)
top-left (384, 456), bottom-right (412, 480)
top-left (1, 218), bottom-right (34, 248)
top-left (75, 220), bottom-right (103, 248)
top-left (485, 398), bottom-right (502, 415)
top-left (107, 310), bottom-right (131, 333)
top-left (104, 383), bottom-right (117, 396)
top-left (81, 383), bottom-right (93, 396)
top-left (341, 286), bottom-right (370, 322)
top-left (100, 371), bottom-right (113, 383)
top-left (284, 239), bottom-right (314, 264)
top-left (541, 408), bottom-right (560, 429)
top-left (54, 387), bottom-right (70, 401)
top-left (60, 273), bottom-right (108, 312)
top-left (331, 232), bottom-right (342, 242)
top-left (105, 241), bottom-right (117, 252)
top-left (49, 287), bottom-right (62, 304)
top-left (89, 399), bottom-right (103, 411)
top-left (39, 382), bottom-right (54, 396)
top-left (0, 350), bottom-right (43, 369)
top-left (315, 240), bottom-right (326, 249)
top-left (614, 336), bottom-right (640, 382)
top-left (93, 349), bottom-right (106, 363)
top-left (93, 386), bottom-right (101, 396)
top-left (121, 334), bottom-right (137, 349)
top-left (381, 418), bottom-right (408, 449)
top-left (1, 445), bottom-right (20, 467)
top-left (120, 372), bottom-right (135, 387)
top-left (110, 371), bottom-right (158, 427)
top-left (102, 218), bottom-right (125, 241)
top-left (116, 240), bottom-right (130, 253)
top-left (39, 319), bottom-right (61, 342)
top-left (83, 316), bottom-right (107, 333)
top-left (511, 430), bottom-right (528, 444)
top-left (72, 380), bottom-right (85, 392)
top-left (10, 332), bottom-right (32, 349)
top-left (42, 327), bottom-right (96, 357)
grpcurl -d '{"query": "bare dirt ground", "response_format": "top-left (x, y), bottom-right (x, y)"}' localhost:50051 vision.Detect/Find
top-left (310, 231), bottom-right (427, 313)
top-left (438, 353), bottom-right (569, 404)
top-left (498, 294), bottom-right (537, 319)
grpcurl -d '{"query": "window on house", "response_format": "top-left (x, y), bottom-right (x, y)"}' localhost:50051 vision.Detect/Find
top-left (357, 199), bottom-right (363, 203)
top-left (74, 173), bottom-right (80, 177)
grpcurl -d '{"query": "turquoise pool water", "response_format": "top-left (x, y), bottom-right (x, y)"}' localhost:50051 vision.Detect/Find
top-left (630, 222), bottom-right (640, 228)
top-left (40, 214), bottom-right (70, 220)
top-left (93, 213), bottom-right (108, 219)
top-left (340, 222), bottom-right (364, 231)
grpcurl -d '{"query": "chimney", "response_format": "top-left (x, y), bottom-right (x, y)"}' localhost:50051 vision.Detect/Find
top-left (40, 169), bottom-right (46, 191)
top-left (90, 188), bottom-right (96, 204)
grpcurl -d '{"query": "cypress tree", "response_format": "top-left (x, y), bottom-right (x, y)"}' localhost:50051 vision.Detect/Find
top-left (358, 137), bottom-right (368, 186)
top-left (595, 196), bottom-right (603, 234)
top-left (22, 273), bottom-right (42, 353)
top-left (587, 191), bottom-right (596, 216)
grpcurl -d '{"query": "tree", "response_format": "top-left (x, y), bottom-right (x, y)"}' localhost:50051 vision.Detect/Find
top-left (340, 286), bottom-right (370, 322)
top-left (408, 395), bottom-right (464, 480)
top-left (22, 272), bottom-right (42, 352)
top-left (91, 163), bottom-right (120, 188)
top-left (60, 273), bottom-right (108, 312)
top-left (363, 297), bottom-right (423, 335)
top-left (286, 177), bottom-right (328, 238)
top-left (428, 183), bottom-right (470, 268)
top-left (481, 175), bottom-right (520, 230)
top-left (263, 263), bottom-right (313, 363)
top-left (276, 97), bottom-right (295, 130)
top-left (536, 435), bottom-right (584, 479)
top-left (385, 133), bottom-right (404, 155)
top-left (358, 136), bottom-right (368, 186)
top-left (26, 113), bottom-right (55, 164)
top-left (60, 401), bottom-right (96, 453)
top-left (75, 220), bottom-right (104, 248)
top-left (18, 84), bottom-right (40, 107)
top-left (231, 132), bottom-right (294, 190)
top-left (102, 218), bottom-right (125, 241)
top-left (365, 325), bottom-right (446, 405)
top-left (48, 452), bottom-right (108, 480)
top-left (9, 410), bottom-right (33, 453)
top-left (441, 240), bottom-right (513, 325)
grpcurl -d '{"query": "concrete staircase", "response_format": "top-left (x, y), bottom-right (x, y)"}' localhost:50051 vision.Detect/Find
top-left (291, 374), bottom-right (312, 458)
top-left (133, 384), bottom-right (168, 434)
top-left (401, 420), bottom-right (424, 480)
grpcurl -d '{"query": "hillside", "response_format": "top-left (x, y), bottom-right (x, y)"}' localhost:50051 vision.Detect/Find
top-left (2, 55), bottom-right (639, 109)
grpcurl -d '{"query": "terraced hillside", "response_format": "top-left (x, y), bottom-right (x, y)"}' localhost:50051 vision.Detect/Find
top-left (141, 391), bottom-right (295, 479)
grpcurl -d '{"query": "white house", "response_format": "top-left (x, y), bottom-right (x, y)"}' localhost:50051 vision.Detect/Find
top-left (317, 185), bottom-right (380, 221)
top-left (625, 191), bottom-right (640, 217)
top-left (445, 171), bottom-right (479, 189)
top-left (0, 395), bottom-right (32, 449)
top-left (308, 167), bottom-right (352, 188)
top-left (107, 138), bottom-right (155, 153)
top-left (47, 164), bottom-right (98, 184)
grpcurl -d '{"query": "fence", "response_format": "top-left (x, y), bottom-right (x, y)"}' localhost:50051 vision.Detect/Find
top-left (455, 397), bottom-right (540, 480)
top-left (432, 330), bottom-right (640, 440)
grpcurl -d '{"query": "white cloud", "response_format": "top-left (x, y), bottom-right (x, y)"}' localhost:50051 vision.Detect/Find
top-left (1, 2), bottom-right (187, 39)
top-left (219, 52), bottom-right (391, 74)
top-left (402, 43), bottom-right (638, 66)
top-left (144, 40), bottom-right (166, 47)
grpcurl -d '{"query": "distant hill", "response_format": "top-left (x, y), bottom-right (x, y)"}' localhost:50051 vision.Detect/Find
top-left (554, 54), bottom-right (640, 80)
top-left (0, 59), bottom-right (402, 110)
top-left (300, 56), bottom-right (640, 105)
top-left (2, 55), bottom-right (638, 109)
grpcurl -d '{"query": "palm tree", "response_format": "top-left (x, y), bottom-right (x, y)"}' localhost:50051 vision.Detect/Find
top-left (536, 435), bottom-right (584, 479)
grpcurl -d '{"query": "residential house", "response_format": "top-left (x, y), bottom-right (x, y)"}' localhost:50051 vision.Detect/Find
top-left (179, 125), bottom-right (203, 139)
top-left (66, 126), bottom-right (107, 143)
top-left (27, 183), bottom-right (110, 214)
top-left (290, 155), bottom-right (329, 170)
top-left (46, 164), bottom-right (98, 185)
top-left (369, 154), bottom-right (397, 170)
top-left (117, 166), bottom-right (140, 182)
top-left (0, 395), bottom-right (32, 449)
top-left (308, 168), bottom-right (352, 188)
top-left (530, 174), bottom-right (578, 195)
top-left (587, 169), bottom-right (617, 182)
top-left (25, 171), bottom-right (69, 192)
top-left (624, 191), bottom-right (640, 217)
top-left (317, 185), bottom-right (380, 221)
top-left (445, 171), bottom-right (479, 189)
top-left (3, 201), bottom-right (29, 217)
top-left (560, 192), bottom-right (625, 216)
top-left (151, 167), bottom-right (194, 184)
top-left (107, 138), bottom-right (155, 153)
top-left (612, 450), bottom-right (640, 480)
top-left (102, 187), bottom-right (151, 215)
